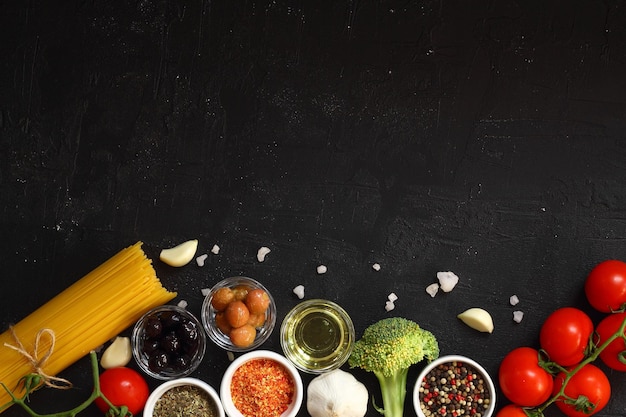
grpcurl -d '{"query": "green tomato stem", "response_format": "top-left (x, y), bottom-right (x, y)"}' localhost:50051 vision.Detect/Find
top-left (0, 351), bottom-right (130, 417)
top-left (536, 315), bottom-right (626, 414)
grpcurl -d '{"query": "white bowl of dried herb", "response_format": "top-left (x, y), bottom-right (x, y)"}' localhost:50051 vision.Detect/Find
top-left (144, 377), bottom-right (225, 417)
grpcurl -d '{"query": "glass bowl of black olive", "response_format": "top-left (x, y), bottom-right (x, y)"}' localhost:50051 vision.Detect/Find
top-left (132, 305), bottom-right (206, 380)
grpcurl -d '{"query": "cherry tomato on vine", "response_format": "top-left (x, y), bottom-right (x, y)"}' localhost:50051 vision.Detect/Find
top-left (539, 307), bottom-right (593, 366)
top-left (499, 347), bottom-right (553, 407)
top-left (585, 260), bottom-right (626, 313)
top-left (495, 404), bottom-right (528, 417)
top-left (94, 367), bottom-right (149, 415)
top-left (595, 311), bottom-right (626, 371)
top-left (552, 363), bottom-right (610, 417)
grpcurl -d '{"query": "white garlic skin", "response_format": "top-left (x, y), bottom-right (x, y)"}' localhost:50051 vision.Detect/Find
top-left (307, 369), bottom-right (368, 417)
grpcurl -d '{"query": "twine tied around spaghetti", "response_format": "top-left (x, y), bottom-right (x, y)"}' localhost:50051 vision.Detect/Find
top-left (4, 326), bottom-right (73, 390)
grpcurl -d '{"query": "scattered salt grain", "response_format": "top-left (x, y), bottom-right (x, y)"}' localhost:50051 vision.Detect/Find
top-left (293, 285), bottom-right (305, 299)
top-left (509, 295), bottom-right (520, 306)
top-left (437, 271), bottom-right (459, 292)
top-left (211, 244), bottom-right (220, 254)
top-left (257, 246), bottom-right (271, 262)
top-left (316, 264), bottom-right (327, 274)
top-left (513, 310), bottom-right (524, 323)
top-left (177, 300), bottom-right (188, 309)
top-left (196, 253), bottom-right (208, 267)
top-left (385, 301), bottom-right (395, 312)
top-left (426, 283), bottom-right (439, 298)
top-left (227, 351), bottom-right (235, 362)
top-left (201, 288), bottom-right (211, 297)
top-left (387, 292), bottom-right (398, 303)
top-left (372, 263), bottom-right (381, 271)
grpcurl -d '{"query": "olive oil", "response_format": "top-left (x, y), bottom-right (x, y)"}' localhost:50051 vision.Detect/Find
top-left (280, 299), bottom-right (354, 373)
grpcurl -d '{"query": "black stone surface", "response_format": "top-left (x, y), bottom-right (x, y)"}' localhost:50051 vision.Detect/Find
top-left (1, 1), bottom-right (626, 416)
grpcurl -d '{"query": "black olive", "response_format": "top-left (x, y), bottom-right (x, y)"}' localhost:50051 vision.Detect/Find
top-left (144, 316), bottom-right (163, 338)
top-left (172, 354), bottom-right (191, 371)
top-left (148, 350), bottom-right (169, 372)
top-left (160, 311), bottom-right (183, 329)
top-left (177, 320), bottom-right (199, 343)
top-left (162, 331), bottom-right (181, 354)
top-left (143, 338), bottom-right (160, 354)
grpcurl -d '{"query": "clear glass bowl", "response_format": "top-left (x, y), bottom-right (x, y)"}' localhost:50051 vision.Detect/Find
top-left (220, 350), bottom-right (303, 417)
top-left (132, 305), bottom-right (206, 380)
top-left (413, 355), bottom-right (496, 417)
top-left (280, 299), bottom-right (355, 374)
top-left (201, 276), bottom-right (276, 352)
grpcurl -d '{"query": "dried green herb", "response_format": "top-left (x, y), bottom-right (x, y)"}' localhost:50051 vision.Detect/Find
top-left (153, 385), bottom-right (218, 417)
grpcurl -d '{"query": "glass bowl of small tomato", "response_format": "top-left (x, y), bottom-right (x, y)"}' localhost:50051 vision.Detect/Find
top-left (201, 276), bottom-right (276, 352)
top-left (132, 305), bottom-right (206, 380)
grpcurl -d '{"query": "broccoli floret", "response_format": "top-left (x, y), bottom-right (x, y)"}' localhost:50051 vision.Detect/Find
top-left (348, 317), bottom-right (440, 417)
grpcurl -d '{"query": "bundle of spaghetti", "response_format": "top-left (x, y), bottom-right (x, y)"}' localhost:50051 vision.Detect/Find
top-left (0, 242), bottom-right (177, 411)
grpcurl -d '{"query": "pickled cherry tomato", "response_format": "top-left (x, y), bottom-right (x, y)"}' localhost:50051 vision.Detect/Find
top-left (230, 324), bottom-right (257, 348)
top-left (232, 285), bottom-right (252, 301)
top-left (211, 287), bottom-right (235, 311)
top-left (225, 300), bottom-right (250, 328)
top-left (247, 312), bottom-right (266, 328)
top-left (245, 289), bottom-right (270, 314)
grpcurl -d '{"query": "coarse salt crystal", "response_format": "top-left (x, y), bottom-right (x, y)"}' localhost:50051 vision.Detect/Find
top-left (196, 253), bottom-right (208, 267)
top-left (316, 264), bottom-right (327, 274)
top-left (385, 301), bottom-right (395, 312)
top-left (509, 295), bottom-right (520, 306)
top-left (201, 288), bottom-right (211, 297)
top-left (177, 300), bottom-right (188, 309)
top-left (513, 311), bottom-right (524, 323)
top-left (293, 285), bottom-right (305, 299)
top-left (388, 292), bottom-right (398, 302)
top-left (257, 246), bottom-right (271, 262)
top-left (211, 244), bottom-right (220, 254)
top-left (426, 283), bottom-right (439, 298)
top-left (437, 271), bottom-right (459, 292)
top-left (372, 263), bottom-right (381, 271)
top-left (227, 351), bottom-right (235, 362)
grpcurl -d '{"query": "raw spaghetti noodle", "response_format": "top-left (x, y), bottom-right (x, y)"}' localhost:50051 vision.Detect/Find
top-left (0, 242), bottom-right (176, 411)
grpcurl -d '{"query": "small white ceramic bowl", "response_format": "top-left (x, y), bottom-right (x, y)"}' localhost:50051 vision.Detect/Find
top-left (413, 355), bottom-right (496, 417)
top-left (220, 350), bottom-right (303, 417)
top-left (144, 377), bottom-right (225, 417)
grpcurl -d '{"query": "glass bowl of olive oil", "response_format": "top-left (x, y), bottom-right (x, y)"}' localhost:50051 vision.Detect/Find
top-left (280, 299), bottom-right (355, 374)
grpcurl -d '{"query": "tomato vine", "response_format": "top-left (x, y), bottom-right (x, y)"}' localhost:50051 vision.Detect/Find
top-left (0, 351), bottom-right (131, 417)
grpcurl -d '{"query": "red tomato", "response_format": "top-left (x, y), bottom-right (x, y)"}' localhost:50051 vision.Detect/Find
top-left (495, 404), bottom-right (528, 417)
top-left (552, 364), bottom-right (610, 417)
top-left (499, 347), bottom-right (553, 407)
top-left (596, 312), bottom-right (626, 371)
top-left (585, 260), bottom-right (626, 313)
top-left (94, 367), bottom-right (149, 415)
top-left (539, 307), bottom-right (593, 366)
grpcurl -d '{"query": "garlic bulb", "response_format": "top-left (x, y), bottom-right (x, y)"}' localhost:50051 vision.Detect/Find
top-left (307, 369), bottom-right (368, 417)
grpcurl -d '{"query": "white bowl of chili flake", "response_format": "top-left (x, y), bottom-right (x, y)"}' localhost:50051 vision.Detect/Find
top-left (413, 355), bottom-right (496, 417)
top-left (144, 377), bottom-right (225, 417)
top-left (220, 350), bottom-right (303, 417)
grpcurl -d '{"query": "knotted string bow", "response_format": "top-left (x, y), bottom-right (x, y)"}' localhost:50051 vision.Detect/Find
top-left (4, 326), bottom-right (73, 390)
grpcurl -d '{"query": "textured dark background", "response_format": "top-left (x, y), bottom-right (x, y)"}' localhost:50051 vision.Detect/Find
top-left (2, 1), bottom-right (626, 416)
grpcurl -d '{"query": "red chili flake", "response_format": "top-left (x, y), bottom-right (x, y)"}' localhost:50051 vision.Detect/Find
top-left (230, 359), bottom-right (295, 417)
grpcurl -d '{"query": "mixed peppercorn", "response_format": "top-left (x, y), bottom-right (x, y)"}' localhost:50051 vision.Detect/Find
top-left (418, 361), bottom-right (491, 417)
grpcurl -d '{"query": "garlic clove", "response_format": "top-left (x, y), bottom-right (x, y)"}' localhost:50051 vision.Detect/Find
top-left (457, 308), bottom-right (494, 333)
top-left (159, 239), bottom-right (198, 267)
top-left (100, 336), bottom-right (132, 369)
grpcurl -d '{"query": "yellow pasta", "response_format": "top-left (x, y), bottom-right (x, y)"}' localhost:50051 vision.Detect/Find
top-left (0, 242), bottom-right (177, 411)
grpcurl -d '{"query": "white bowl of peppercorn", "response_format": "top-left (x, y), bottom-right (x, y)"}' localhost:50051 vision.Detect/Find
top-left (413, 355), bottom-right (496, 417)
top-left (220, 350), bottom-right (303, 417)
top-left (132, 304), bottom-right (207, 380)
top-left (144, 377), bottom-right (225, 417)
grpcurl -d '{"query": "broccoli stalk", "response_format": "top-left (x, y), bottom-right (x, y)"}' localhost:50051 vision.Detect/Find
top-left (348, 317), bottom-right (440, 417)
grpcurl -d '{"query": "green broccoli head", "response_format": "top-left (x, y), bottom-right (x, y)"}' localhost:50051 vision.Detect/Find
top-left (348, 317), bottom-right (439, 377)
